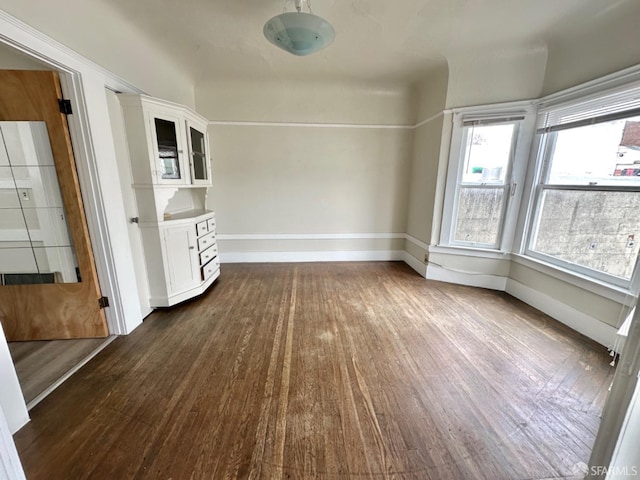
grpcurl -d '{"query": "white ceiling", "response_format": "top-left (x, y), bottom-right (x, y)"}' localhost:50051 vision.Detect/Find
top-left (99, 0), bottom-right (634, 84)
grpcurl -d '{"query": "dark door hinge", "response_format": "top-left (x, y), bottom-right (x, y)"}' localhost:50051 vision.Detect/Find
top-left (58, 99), bottom-right (73, 115)
top-left (98, 296), bottom-right (109, 309)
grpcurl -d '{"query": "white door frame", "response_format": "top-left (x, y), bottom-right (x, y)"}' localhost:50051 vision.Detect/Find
top-left (588, 302), bottom-right (640, 479)
top-left (0, 403), bottom-right (25, 480)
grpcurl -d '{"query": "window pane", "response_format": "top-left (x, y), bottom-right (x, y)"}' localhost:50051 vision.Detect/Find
top-left (454, 187), bottom-right (505, 245)
top-left (547, 115), bottom-right (640, 186)
top-left (531, 189), bottom-right (640, 280)
top-left (461, 124), bottom-right (514, 184)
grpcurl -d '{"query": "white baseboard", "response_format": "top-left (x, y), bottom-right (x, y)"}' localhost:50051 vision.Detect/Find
top-left (402, 252), bottom-right (427, 277)
top-left (217, 233), bottom-right (406, 241)
top-left (404, 234), bottom-right (429, 251)
top-left (506, 279), bottom-right (617, 348)
top-left (426, 263), bottom-right (508, 290)
top-left (219, 250), bottom-right (405, 263)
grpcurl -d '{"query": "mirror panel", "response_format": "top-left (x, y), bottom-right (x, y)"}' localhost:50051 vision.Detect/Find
top-left (9, 166), bottom-right (65, 208)
top-left (0, 247), bottom-right (38, 274)
top-left (0, 122), bottom-right (79, 284)
top-left (1, 207), bottom-right (72, 248)
top-left (0, 121), bottom-right (55, 166)
top-left (0, 167), bottom-right (21, 208)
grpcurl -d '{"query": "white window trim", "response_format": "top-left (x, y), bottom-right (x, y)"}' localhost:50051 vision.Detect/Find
top-left (522, 102), bottom-right (640, 291)
top-left (439, 101), bottom-right (537, 252)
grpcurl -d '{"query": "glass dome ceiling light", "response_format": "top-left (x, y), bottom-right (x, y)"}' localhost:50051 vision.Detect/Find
top-left (264, 0), bottom-right (335, 56)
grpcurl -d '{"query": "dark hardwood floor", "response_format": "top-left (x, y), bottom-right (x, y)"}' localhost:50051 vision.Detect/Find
top-left (14, 262), bottom-right (614, 479)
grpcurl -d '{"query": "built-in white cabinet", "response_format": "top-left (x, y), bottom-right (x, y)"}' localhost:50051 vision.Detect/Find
top-left (118, 94), bottom-right (219, 307)
top-left (139, 211), bottom-right (220, 306)
top-left (119, 94), bottom-right (212, 188)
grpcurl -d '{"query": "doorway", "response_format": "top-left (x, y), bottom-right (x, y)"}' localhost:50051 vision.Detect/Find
top-left (8, 337), bottom-right (114, 408)
top-left (0, 68), bottom-right (111, 407)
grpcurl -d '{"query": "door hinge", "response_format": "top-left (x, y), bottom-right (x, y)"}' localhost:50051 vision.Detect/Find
top-left (98, 296), bottom-right (109, 309)
top-left (58, 99), bottom-right (73, 115)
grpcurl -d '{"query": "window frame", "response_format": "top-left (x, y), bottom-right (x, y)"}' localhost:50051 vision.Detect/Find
top-left (439, 103), bottom-right (537, 252)
top-left (523, 116), bottom-right (640, 290)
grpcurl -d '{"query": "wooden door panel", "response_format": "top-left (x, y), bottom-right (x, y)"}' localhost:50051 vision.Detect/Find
top-left (0, 70), bottom-right (107, 340)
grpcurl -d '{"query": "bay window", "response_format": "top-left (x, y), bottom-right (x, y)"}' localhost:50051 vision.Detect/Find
top-left (439, 82), bottom-right (640, 291)
top-left (527, 107), bottom-right (640, 288)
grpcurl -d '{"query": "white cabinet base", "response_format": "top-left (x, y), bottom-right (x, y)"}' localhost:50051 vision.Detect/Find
top-left (149, 267), bottom-right (219, 307)
top-left (139, 211), bottom-right (220, 308)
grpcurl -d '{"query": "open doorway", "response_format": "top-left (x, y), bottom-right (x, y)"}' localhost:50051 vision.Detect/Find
top-left (0, 46), bottom-right (112, 410)
top-left (8, 338), bottom-right (114, 408)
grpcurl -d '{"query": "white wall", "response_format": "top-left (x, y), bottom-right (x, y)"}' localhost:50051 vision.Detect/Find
top-left (543, 0), bottom-right (640, 96)
top-left (446, 45), bottom-right (547, 108)
top-left (197, 78), bottom-right (415, 125)
top-left (405, 64), bottom-right (449, 265)
top-left (197, 80), bottom-right (415, 261)
top-left (509, 262), bottom-right (627, 330)
top-left (0, 2), bottom-right (195, 107)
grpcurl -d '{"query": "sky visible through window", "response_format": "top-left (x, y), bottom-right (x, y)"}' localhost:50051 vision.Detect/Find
top-left (462, 124), bottom-right (514, 184)
top-left (548, 116), bottom-right (640, 186)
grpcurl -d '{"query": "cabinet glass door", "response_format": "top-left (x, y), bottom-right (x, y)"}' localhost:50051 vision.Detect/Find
top-left (154, 118), bottom-right (181, 180)
top-left (188, 124), bottom-right (209, 183)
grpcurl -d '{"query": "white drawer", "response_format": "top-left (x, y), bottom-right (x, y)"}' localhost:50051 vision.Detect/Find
top-left (197, 231), bottom-right (216, 251)
top-left (199, 244), bottom-right (218, 266)
top-left (195, 220), bottom-right (208, 237)
top-left (201, 257), bottom-right (220, 281)
top-left (206, 217), bottom-right (216, 233)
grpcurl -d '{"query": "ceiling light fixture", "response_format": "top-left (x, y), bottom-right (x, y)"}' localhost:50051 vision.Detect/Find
top-left (263, 0), bottom-right (335, 56)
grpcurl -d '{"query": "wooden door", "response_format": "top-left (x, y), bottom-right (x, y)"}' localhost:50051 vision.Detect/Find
top-left (0, 70), bottom-right (108, 340)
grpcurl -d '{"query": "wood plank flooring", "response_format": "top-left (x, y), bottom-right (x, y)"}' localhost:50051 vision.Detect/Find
top-left (8, 337), bottom-right (114, 406)
top-left (13, 262), bottom-right (614, 479)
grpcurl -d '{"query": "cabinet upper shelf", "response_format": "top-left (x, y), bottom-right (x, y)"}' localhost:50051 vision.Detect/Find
top-left (118, 94), bottom-right (212, 188)
top-left (118, 94), bottom-right (214, 222)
